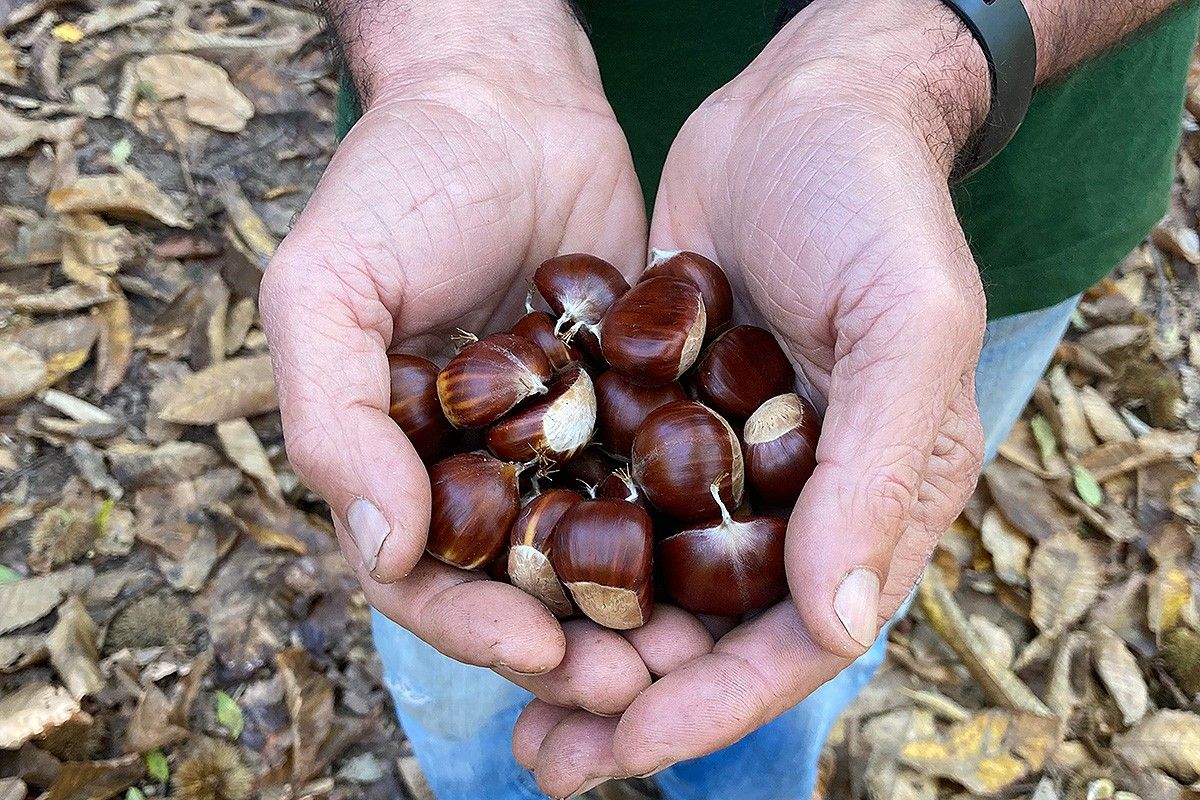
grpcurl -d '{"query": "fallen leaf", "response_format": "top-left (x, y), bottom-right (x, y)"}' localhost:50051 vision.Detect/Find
top-left (1079, 440), bottom-right (1172, 483)
top-left (0, 37), bottom-right (19, 86)
top-left (43, 755), bottom-right (143, 800)
top-left (1072, 465), bottom-right (1104, 508)
top-left (124, 683), bottom-right (190, 753)
top-left (133, 54), bottom-right (254, 132)
top-left (0, 683), bottom-right (80, 749)
top-left (11, 315), bottom-right (101, 385)
top-left (1078, 386), bottom-right (1133, 443)
top-left (217, 418), bottom-right (283, 504)
top-left (46, 595), bottom-right (103, 699)
top-left (899, 709), bottom-right (1059, 795)
top-left (1112, 710), bottom-right (1200, 782)
top-left (0, 107), bottom-right (84, 158)
top-left (95, 280), bottom-right (133, 394)
top-left (5, 282), bottom-right (115, 313)
top-left (1028, 533), bottom-right (1103, 633)
top-left (1147, 562), bottom-right (1195, 636)
top-left (1091, 626), bottom-right (1149, 726)
top-left (157, 354), bottom-right (277, 424)
top-left (1048, 366), bottom-right (1099, 455)
top-left (48, 169), bottom-right (190, 228)
top-left (0, 567), bottom-right (93, 635)
top-left (980, 507), bottom-right (1031, 587)
top-left (60, 213), bottom-right (125, 286)
top-left (1152, 218), bottom-right (1200, 264)
top-left (217, 178), bottom-right (276, 269)
top-left (105, 441), bottom-right (222, 489)
top-left (215, 690), bottom-right (244, 739)
top-left (985, 459), bottom-right (1076, 542)
top-left (209, 549), bottom-right (289, 680)
top-left (0, 633), bottom-right (48, 673)
top-left (144, 750), bottom-right (168, 783)
top-left (0, 341), bottom-right (47, 408)
top-left (278, 647), bottom-right (334, 783)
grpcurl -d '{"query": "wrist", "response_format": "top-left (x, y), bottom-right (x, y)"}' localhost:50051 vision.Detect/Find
top-left (775, 0), bottom-right (993, 175)
top-left (326, 0), bottom-right (597, 108)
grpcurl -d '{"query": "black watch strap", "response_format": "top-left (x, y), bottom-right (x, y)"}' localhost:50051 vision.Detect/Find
top-left (938, 0), bottom-right (1037, 180)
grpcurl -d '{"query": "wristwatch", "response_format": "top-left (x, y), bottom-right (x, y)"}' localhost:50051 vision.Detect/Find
top-left (775, 0), bottom-right (1037, 180)
top-left (937, 0), bottom-right (1037, 180)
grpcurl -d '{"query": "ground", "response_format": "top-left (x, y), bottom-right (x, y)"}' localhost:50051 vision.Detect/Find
top-left (0, 3), bottom-right (1198, 800)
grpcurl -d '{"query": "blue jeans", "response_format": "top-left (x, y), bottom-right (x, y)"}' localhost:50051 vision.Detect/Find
top-left (372, 295), bottom-right (1080, 800)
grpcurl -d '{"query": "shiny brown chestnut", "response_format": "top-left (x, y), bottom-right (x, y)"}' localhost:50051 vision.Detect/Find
top-left (552, 498), bottom-right (654, 629)
top-left (510, 310), bottom-right (581, 372)
top-left (387, 354), bottom-right (454, 462)
top-left (437, 333), bottom-right (552, 428)
top-left (595, 467), bottom-right (648, 510)
top-left (534, 254), bottom-right (629, 359)
top-left (485, 366), bottom-right (596, 464)
top-left (693, 325), bottom-right (796, 420)
top-left (641, 250), bottom-right (733, 338)
top-left (600, 276), bottom-right (706, 386)
top-left (557, 445), bottom-right (620, 489)
top-left (658, 479), bottom-right (788, 616)
top-left (631, 400), bottom-right (744, 523)
top-left (426, 452), bottom-right (522, 570)
top-left (507, 489), bottom-right (581, 618)
top-left (593, 370), bottom-right (687, 459)
top-left (743, 393), bottom-right (820, 505)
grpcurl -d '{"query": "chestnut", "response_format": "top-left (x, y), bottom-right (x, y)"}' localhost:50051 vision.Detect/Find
top-left (510, 310), bottom-right (581, 372)
top-left (426, 452), bottom-right (521, 570)
top-left (557, 444), bottom-right (620, 489)
top-left (693, 325), bottom-right (795, 420)
top-left (437, 332), bottom-right (552, 428)
top-left (596, 467), bottom-right (647, 510)
top-left (508, 489), bottom-right (581, 617)
top-left (641, 250), bottom-right (733, 338)
top-left (485, 366), bottom-right (596, 464)
top-left (552, 498), bottom-right (655, 630)
top-left (534, 253), bottom-right (629, 360)
top-left (743, 393), bottom-right (820, 505)
top-left (593, 370), bottom-right (687, 459)
top-left (631, 400), bottom-right (744, 523)
top-left (387, 354), bottom-right (454, 462)
top-left (658, 479), bottom-right (788, 616)
top-left (600, 276), bottom-right (706, 386)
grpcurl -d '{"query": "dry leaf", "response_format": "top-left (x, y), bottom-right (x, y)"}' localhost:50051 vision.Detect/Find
top-left (105, 441), bottom-right (221, 489)
top-left (0, 567), bottom-right (92, 635)
top-left (980, 507), bottom-right (1032, 587)
top-left (1152, 219), bottom-right (1200, 264)
top-left (899, 710), bottom-right (1059, 795)
top-left (11, 315), bottom-right (101, 385)
top-left (1147, 562), bottom-right (1196, 636)
top-left (985, 459), bottom-right (1076, 542)
top-left (0, 683), bottom-right (80, 749)
top-left (1091, 626), bottom-right (1149, 726)
top-left (1079, 440), bottom-right (1172, 483)
top-left (217, 418), bottom-right (283, 504)
top-left (278, 647), bottom-right (335, 783)
top-left (1078, 386), bottom-right (1133, 443)
top-left (209, 550), bottom-right (289, 679)
top-left (60, 213), bottom-right (124, 286)
top-left (46, 595), bottom-right (103, 699)
top-left (94, 280), bottom-right (132, 394)
top-left (1028, 533), bottom-right (1103, 633)
top-left (0, 107), bottom-right (84, 158)
top-left (218, 178), bottom-right (276, 268)
top-left (48, 169), bottom-right (190, 228)
top-left (42, 754), bottom-right (143, 800)
top-left (1048, 366), bottom-right (1099, 455)
top-left (158, 354), bottom-right (277, 424)
top-left (133, 54), bottom-right (254, 132)
top-left (0, 37), bottom-right (19, 86)
top-left (1112, 710), bottom-right (1200, 782)
top-left (124, 682), bottom-right (190, 753)
top-left (0, 341), bottom-right (47, 407)
top-left (5, 282), bottom-right (114, 313)
top-left (0, 633), bottom-right (48, 673)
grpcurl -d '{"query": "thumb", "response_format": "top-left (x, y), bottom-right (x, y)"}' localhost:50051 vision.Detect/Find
top-left (785, 271), bottom-right (984, 657)
top-left (260, 242), bottom-right (429, 584)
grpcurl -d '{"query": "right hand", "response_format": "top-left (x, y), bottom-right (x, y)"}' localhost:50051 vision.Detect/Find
top-left (260, 3), bottom-right (650, 685)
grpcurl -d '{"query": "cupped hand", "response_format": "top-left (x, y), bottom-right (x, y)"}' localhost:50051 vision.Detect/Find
top-left (516, 0), bottom-right (994, 793)
top-left (259, 8), bottom-right (647, 683)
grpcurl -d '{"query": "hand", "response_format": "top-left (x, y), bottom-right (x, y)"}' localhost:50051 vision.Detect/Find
top-left (260, 3), bottom-right (650, 686)
top-left (516, 0), bottom-right (992, 792)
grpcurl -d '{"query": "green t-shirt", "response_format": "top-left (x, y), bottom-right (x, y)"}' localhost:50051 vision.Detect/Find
top-left (337, 3), bottom-right (1200, 319)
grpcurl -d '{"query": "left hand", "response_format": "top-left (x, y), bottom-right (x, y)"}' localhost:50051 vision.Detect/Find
top-left (514, 1), bottom-right (993, 794)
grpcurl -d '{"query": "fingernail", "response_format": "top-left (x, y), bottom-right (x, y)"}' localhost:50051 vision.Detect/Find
top-left (834, 567), bottom-right (880, 648)
top-left (347, 497), bottom-right (389, 578)
top-left (570, 776), bottom-right (609, 797)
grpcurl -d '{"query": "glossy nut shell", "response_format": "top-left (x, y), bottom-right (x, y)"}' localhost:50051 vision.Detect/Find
top-left (485, 366), bottom-right (596, 463)
top-left (511, 311), bottom-right (581, 372)
top-left (658, 514), bottom-right (787, 616)
top-left (552, 499), bottom-right (654, 630)
top-left (426, 453), bottom-right (521, 570)
top-left (631, 400), bottom-right (744, 523)
top-left (593, 370), bottom-right (687, 459)
top-left (387, 354), bottom-right (453, 462)
top-left (743, 393), bottom-right (820, 505)
top-left (508, 489), bottom-right (582, 618)
top-left (641, 250), bottom-right (733, 338)
top-left (600, 276), bottom-right (706, 386)
top-left (437, 333), bottom-right (552, 429)
top-left (693, 325), bottom-right (795, 420)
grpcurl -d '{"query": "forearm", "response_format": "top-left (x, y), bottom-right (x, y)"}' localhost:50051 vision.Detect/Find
top-left (321, 0), bottom-right (592, 105)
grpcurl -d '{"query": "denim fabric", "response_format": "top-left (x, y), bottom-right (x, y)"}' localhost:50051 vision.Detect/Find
top-left (371, 294), bottom-right (1081, 800)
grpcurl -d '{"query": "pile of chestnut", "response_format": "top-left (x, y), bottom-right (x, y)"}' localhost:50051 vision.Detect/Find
top-left (388, 252), bottom-right (820, 630)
